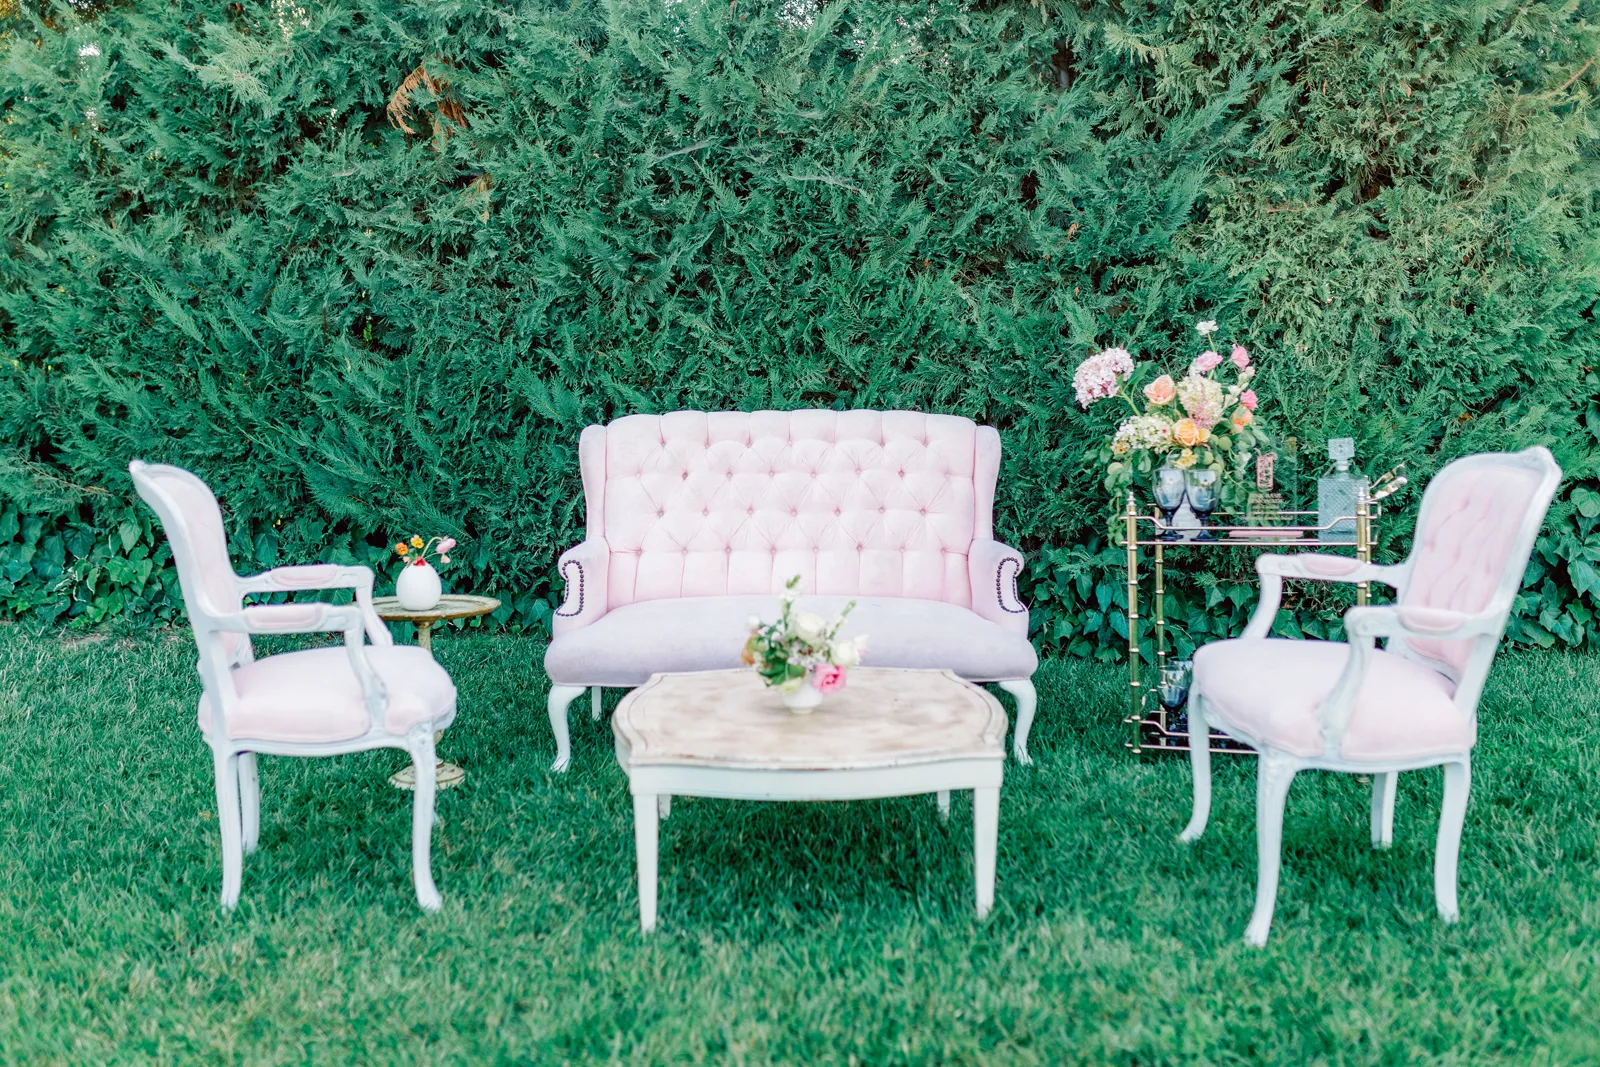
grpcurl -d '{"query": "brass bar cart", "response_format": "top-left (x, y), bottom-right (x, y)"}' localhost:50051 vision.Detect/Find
top-left (1123, 490), bottom-right (1376, 755)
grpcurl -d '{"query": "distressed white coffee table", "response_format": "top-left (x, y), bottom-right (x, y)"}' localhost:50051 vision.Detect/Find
top-left (611, 667), bottom-right (1007, 932)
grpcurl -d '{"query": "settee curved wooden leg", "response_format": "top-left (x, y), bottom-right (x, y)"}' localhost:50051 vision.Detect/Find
top-left (998, 680), bottom-right (1037, 765)
top-left (547, 684), bottom-right (585, 773)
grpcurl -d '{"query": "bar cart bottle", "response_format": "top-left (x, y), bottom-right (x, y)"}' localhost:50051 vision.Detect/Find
top-left (1318, 437), bottom-right (1367, 543)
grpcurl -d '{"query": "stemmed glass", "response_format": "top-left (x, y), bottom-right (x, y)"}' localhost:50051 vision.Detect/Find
top-left (1153, 466), bottom-right (1187, 542)
top-left (1158, 658), bottom-right (1193, 735)
top-left (1184, 468), bottom-right (1219, 541)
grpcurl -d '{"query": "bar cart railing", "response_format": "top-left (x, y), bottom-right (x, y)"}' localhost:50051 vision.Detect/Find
top-left (1123, 490), bottom-right (1379, 756)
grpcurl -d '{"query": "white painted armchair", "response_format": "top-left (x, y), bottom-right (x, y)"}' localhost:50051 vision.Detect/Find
top-left (130, 462), bottom-right (457, 911)
top-left (1178, 447), bottom-right (1561, 945)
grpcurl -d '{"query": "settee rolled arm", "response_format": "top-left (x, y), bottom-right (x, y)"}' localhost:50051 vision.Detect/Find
top-left (553, 538), bottom-right (610, 636)
top-left (968, 538), bottom-right (1029, 636)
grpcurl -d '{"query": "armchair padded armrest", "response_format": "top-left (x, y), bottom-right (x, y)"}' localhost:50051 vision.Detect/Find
top-left (241, 604), bottom-right (329, 632)
top-left (1344, 604), bottom-right (1500, 641)
top-left (968, 538), bottom-right (1029, 637)
top-left (234, 564), bottom-right (392, 647)
top-left (553, 538), bottom-right (611, 637)
top-left (1256, 554), bottom-right (1402, 587)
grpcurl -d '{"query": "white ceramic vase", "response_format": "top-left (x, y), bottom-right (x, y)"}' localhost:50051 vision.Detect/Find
top-left (779, 679), bottom-right (824, 714)
top-left (396, 560), bottom-right (442, 611)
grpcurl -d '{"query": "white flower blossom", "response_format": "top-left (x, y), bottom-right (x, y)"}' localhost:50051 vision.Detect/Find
top-left (1072, 347), bottom-right (1136, 409)
top-left (1195, 320), bottom-right (1219, 336)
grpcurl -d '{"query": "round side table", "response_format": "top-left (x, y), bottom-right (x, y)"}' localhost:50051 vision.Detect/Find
top-left (372, 593), bottom-right (501, 791)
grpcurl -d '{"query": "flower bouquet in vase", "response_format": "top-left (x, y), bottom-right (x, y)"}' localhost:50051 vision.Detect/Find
top-left (393, 534), bottom-right (457, 611)
top-left (1073, 319), bottom-right (1268, 540)
top-left (742, 576), bottom-right (869, 713)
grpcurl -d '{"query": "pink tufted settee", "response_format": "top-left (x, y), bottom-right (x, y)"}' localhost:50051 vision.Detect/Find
top-left (543, 409), bottom-right (1038, 771)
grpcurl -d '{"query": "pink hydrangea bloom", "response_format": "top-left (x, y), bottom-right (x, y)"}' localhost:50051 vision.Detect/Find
top-left (1230, 345), bottom-right (1250, 369)
top-left (814, 664), bottom-right (847, 693)
top-left (1239, 389), bottom-right (1258, 411)
top-left (1072, 347), bottom-right (1135, 408)
top-left (1191, 351), bottom-right (1223, 374)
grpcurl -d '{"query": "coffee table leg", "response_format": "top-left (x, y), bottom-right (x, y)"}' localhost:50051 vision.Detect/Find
top-left (937, 790), bottom-right (951, 822)
top-left (974, 787), bottom-right (998, 918)
top-left (634, 793), bottom-right (659, 932)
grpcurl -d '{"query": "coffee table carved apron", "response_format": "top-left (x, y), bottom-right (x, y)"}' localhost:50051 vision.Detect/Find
top-left (612, 667), bottom-right (1007, 931)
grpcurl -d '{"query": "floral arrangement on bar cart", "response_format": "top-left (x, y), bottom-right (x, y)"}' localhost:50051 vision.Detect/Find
top-left (742, 576), bottom-right (870, 712)
top-left (393, 534), bottom-right (457, 611)
top-left (1074, 319), bottom-right (1270, 539)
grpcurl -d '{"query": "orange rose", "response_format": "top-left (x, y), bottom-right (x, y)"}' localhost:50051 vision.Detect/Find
top-left (1231, 407), bottom-right (1254, 430)
top-left (1196, 425), bottom-right (1212, 445)
top-left (1142, 374), bottom-right (1176, 407)
top-left (1172, 418), bottom-right (1202, 447)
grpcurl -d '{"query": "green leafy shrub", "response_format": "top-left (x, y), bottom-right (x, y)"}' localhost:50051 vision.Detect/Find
top-left (1, 0), bottom-right (1596, 653)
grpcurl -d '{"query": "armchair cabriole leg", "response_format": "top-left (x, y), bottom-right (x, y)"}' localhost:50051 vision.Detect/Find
top-left (547, 684), bottom-right (585, 773)
top-left (998, 679), bottom-right (1037, 765)
top-left (1179, 694), bottom-right (1211, 843)
top-left (1371, 771), bottom-right (1397, 849)
top-left (212, 748), bottom-right (243, 911)
top-left (1245, 752), bottom-right (1298, 947)
top-left (407, 729), bottom-right (442, 912)
top-left (591, 686), bottom-right (604, 722)
top-left (1435, 759), bottom-right (1471, 923)
top-left (238, 751), bottom-right (260, 855)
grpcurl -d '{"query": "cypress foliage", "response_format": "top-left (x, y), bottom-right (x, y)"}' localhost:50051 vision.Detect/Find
top-left (1, 0), bottom-right (1597, 654)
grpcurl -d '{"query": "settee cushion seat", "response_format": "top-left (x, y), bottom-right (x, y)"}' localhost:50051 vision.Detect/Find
top-left (545, 595), bottom-right (1037, 688)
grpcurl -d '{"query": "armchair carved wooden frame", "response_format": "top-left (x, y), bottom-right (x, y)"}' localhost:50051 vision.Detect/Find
top-left (1178, 448), bottom-right (1562, 946)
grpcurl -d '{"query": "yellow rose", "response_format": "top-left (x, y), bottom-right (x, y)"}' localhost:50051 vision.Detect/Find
top-left (1196, 424), bottom-right (1212, 445)
top-left (1172, 418), bottom-right (1201, 447)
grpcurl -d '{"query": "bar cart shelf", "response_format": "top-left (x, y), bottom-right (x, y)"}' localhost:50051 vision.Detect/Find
top-left (1123, 496), bottom-right (1379, 756)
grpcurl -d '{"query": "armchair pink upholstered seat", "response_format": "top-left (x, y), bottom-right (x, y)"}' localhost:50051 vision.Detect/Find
top-left (544, 410), bottom-right (1038, 770)
top-left (1178, 448), bottom-right (1561, 945)
top-left (131, 461), bottom-right (456, 911)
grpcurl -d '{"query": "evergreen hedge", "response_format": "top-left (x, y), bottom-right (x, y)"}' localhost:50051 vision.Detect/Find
top-left (2, 0), bottom-right (1598, 656)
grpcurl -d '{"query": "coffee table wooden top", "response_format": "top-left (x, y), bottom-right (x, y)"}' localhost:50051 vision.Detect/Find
top-left (613, 668), bottom-right (1006, 772)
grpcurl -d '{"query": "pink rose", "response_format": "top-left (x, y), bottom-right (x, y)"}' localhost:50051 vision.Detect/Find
top-left (1239, 389), bottom-right (1258, 411)
top-left (814, 664), bottom-right (847, 693)
top-left (1191, 351), bottom-right (1223, 374)
top-left (1230, 345), bottom-right (1250, 369)
top-left (1142, 374), bottom-right (1176, 406)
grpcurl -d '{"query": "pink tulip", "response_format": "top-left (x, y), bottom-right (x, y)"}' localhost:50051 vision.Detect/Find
top-left (1192, 351), bottom-right (1223, 374)
top-left (1240, 389), bottom-right (1258, 411)
top-left (814, 664), bottom-right (847, 693)
top-left (1231, 345), bottom-right (1250, 369)
top-left (437, 537), bottom-right (457, 552)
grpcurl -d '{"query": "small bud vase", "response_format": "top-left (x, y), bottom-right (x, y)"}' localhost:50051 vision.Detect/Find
top-left (396, 560), bottom-right (442, 611)
top-left (779, 680), bottom-right (824, 713)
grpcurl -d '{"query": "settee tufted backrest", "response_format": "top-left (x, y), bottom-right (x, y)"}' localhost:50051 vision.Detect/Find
top-left (1395, 448), bottom-right (1560, 677)
top-left (581, 410), bottom-right (1002, 609)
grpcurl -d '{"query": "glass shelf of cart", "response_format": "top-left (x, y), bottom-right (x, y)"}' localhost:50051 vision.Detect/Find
top-left (1121, 493), bottom-right (1380, 756)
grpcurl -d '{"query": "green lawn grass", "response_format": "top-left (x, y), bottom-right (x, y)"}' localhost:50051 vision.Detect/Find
top-left (3, 627), bottom-right (1599, 1064)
